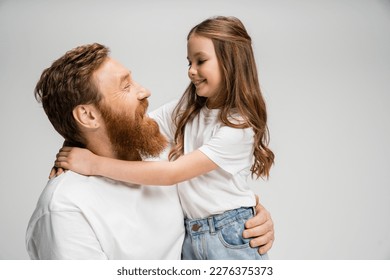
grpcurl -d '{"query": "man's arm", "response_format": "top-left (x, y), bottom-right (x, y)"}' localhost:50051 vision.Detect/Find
top-left (26, 211), bottom-right (107, 259)
top-left (243, 197), bottom-right (275, 255)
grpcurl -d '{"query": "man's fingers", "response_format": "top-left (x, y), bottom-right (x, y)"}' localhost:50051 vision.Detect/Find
top-left (249, 230), bottom-right (274, 248)
top-left (257, 239), bottom-right (274, 255)
top-left (243, 218), bottom-right (273, 238)
top-left (255, 201), bottom-right (266, 214)
top-left (245, 210), bottom-right (268, 230)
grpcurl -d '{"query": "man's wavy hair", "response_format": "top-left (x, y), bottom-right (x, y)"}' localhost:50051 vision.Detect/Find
top-left (169, 16), bottom-right (274, 179)
top-left (35, 43), bottom-right (109, 146)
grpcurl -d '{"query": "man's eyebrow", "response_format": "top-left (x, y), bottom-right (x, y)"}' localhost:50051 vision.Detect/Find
top-left (119, 72), bottom-right (131, 84)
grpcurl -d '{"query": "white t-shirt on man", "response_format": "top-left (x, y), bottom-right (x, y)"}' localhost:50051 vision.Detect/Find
top-left (26, 170), bottom-right (184, 259)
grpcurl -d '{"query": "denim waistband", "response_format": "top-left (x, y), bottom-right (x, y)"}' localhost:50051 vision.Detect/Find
top-left (185, 207), bottom-right (255, 235)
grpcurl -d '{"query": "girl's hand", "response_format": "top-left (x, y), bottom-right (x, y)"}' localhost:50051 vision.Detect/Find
top-left (48, 165), bottom-right (65, 179)
top-left (55, 147), bottom-right (96, 176)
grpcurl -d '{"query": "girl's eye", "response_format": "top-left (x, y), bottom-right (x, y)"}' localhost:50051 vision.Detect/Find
top-left (187, 59), bottom-right (206, 68)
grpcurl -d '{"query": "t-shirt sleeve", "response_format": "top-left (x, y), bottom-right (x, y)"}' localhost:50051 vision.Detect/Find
top-left (26, 211), bottom-right (107, 260)
top-left (148, 100), bottom-right (178, 142)
top-left (198, 126), bottom-right (254, 175)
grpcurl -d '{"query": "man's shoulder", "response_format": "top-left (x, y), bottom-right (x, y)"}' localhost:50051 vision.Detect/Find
top-left (34, 171), bottom-right (108, 212)
top-left (35, 172), bottom-right (145, 211)
top-left (33, 171), bottom-right (179, 218)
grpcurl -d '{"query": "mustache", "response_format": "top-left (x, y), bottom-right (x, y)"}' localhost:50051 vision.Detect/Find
top-left (136, 99), bottom-right (149, 117)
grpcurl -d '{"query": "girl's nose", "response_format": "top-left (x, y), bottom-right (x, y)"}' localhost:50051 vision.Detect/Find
top-left (188, 65), bottom-right (196, 77)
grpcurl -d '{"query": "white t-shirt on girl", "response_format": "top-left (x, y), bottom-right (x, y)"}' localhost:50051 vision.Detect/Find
top-left (150, 100), bottom-right (256, 219)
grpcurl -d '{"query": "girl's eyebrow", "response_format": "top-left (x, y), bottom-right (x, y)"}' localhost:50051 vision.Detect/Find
top-left (187, 51), bottom-right (208, 59)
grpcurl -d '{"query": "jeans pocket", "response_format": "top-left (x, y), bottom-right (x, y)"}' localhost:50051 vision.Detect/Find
top-left (217, 219), bottom-right (251, 249)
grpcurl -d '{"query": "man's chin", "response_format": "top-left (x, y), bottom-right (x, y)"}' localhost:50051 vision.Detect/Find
top-left (138, 134), bottom-right (168, 159)
top-left (135, 118), bottom-right (168, 158)
top-left (100, 102), bottom-right (167, 160)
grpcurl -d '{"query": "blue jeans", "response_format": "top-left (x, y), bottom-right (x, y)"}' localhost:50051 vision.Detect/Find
top-left (181, 207), bottom-right (269, 260)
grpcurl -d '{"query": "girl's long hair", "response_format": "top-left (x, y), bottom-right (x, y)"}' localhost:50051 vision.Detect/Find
top-left (169, 16), bottom-right (274, 179)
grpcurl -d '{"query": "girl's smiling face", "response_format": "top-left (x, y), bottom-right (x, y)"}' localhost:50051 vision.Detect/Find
top-left (187, 34), bottom-right (222, 107)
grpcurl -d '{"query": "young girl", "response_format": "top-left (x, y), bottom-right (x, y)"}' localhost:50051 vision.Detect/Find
top-left (56, 16), bottom-right (274, 260)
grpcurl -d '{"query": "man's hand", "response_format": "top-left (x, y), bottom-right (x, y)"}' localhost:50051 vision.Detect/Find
top-left (243, 195), bottom-right (275, 255)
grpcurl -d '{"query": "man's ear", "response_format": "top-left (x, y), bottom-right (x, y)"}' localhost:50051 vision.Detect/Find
top-left (72, 104), bottom-right (101, 129)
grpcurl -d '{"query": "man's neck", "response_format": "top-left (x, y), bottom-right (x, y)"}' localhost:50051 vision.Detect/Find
top-left (86, 140), bottom-right (117, 159)
top-left (83, 130), bottom-right (117, 159)
top-left (85, 135), bottom-right (141, 161)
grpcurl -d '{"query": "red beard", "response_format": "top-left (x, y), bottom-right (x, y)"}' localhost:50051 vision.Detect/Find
top-left (97, 99), bottom-right (168, 161)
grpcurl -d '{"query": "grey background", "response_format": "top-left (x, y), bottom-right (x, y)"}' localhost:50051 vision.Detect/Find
top-left (1, 0), bottom-right (389, 259)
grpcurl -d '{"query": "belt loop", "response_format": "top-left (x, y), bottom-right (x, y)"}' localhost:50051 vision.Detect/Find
top-left (208, 217), bottom-right (215, 234)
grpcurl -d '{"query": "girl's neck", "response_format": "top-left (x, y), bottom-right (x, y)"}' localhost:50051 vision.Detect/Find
top-left (205, 102), bottom-right (219, 110)
top-left (206, 95), bottom-right (224, 109)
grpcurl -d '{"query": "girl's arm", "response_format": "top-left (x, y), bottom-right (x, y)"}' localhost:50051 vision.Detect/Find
top-left (56, 147), bottom-right (218, 186)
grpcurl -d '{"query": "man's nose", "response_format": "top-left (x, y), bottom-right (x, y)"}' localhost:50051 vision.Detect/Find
top-left (136, 85), bottom-right (151, 100)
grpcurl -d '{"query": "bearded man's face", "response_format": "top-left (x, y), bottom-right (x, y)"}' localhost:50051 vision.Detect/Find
top-left (97, 99), bottom-right (168, 161)
top-left (90, 57), bottom-right (167, 160)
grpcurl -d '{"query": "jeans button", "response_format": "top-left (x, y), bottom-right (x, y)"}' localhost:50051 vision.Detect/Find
top-left (191, 224), bottom-right (201, 231)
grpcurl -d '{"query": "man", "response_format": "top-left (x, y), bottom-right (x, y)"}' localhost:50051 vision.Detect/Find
top-left (26, 43), bottom-right (274, 259)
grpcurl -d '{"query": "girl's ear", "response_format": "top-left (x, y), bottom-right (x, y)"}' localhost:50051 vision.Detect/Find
top-left (72, 105), bottom-right (101, 129)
